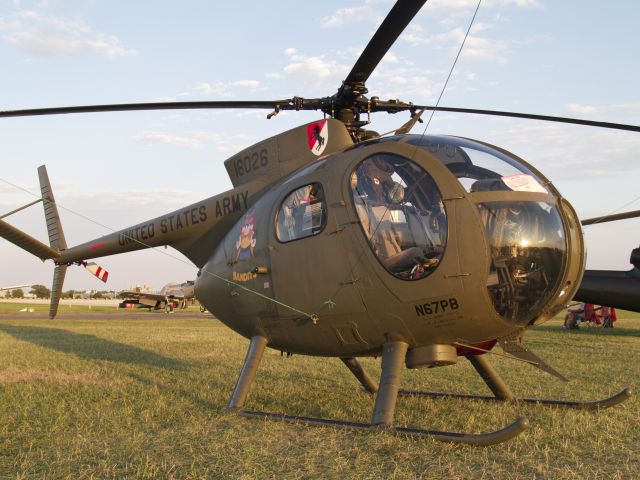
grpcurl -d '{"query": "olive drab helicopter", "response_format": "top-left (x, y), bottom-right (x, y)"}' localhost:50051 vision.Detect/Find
top-left (1, 0), bottom-right (639, 446)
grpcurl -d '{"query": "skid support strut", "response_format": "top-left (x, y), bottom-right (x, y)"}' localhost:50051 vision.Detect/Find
top-left (229, 339), bottom-right (528, 445)
top-left (228, 335), bottom-right (267, 411)
top-left (468, 354), bottom-right (515, 401)
top-left (398, 355), bottom-right (633, 410)
top-left (340, 357), bottom-right (378, 393)
top-left (372, 341), bottom-right (408, 426)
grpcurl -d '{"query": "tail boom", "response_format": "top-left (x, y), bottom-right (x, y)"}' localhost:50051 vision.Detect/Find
top-left (57, 178), bottom-right (267, 267)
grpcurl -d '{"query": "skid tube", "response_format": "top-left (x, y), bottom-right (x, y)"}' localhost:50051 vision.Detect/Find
top-left (398, 387), bottom-right (633, 410)
top-left (231, 409), bottom-right (529, 446)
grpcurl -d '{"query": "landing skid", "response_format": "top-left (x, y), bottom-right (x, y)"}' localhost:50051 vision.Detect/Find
top-left (232, 409), bottom-right (529, 446)
top-left (398, 387), bottom-right (633, 410)
top-left (343, 354), bottom-right (632, 411)
top-left (226, 336), bottom-right (528, 446)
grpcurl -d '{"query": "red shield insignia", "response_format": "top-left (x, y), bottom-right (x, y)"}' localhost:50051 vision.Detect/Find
top-left (306, 120), bottom-right (328, 156)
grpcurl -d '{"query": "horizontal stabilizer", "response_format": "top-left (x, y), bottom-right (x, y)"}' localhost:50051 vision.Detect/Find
top-left (0, 219), bottom-right (60, 261)
top-left (83, 262), bottom-right (109, 283)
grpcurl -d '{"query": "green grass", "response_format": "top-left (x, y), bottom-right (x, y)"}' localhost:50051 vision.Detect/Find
top-left (0, 309), bottom-right (638, 479)
top-left (0, 302), bottom-right (203, 315)
top-left (0, 302), bottom-right (116, 314)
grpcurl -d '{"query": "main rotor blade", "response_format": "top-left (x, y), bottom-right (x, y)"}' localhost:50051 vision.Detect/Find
top-left (343, 0), bottom-right (427, 86)
top-left (0, 100), bottom-right (293, 118)
top-left (416, 105), bottom-right (640, 133)
top-left (581, 209), bottom-right (640, 226)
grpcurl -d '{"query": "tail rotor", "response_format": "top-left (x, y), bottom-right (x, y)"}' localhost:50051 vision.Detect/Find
top-left (0, 165), bottom-right (110, 318)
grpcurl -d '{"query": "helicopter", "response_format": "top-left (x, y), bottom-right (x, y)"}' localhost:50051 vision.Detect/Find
top-left (1, 0), bottom-right (639, 446)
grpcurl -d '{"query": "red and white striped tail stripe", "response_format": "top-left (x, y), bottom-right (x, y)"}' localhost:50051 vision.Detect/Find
top-left (84, 262), bottom-right (109, 283)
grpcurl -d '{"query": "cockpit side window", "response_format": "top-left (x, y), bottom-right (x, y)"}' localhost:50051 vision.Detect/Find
top-left (351, 154), bottom-right (447, 280)
top-left (276, 183), bottom-right (327, 242)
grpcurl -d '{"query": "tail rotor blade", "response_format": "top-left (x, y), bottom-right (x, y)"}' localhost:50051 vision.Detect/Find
top-left (49, 265), bottom-right (67, 319)
top-left (38, 165), bottom-right (67, 251)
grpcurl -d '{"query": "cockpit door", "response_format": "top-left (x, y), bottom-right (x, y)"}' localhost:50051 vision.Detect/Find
top-left (339, 144), bottom-right (471, 305)
top-left (270, 175), bottom-right (367, 325)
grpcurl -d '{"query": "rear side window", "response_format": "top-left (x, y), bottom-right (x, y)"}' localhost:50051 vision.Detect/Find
top-left (276, 183), bottom-right (327, 242)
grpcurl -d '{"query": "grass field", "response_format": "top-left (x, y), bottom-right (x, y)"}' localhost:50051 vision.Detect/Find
top-left (0, 302), bottom-right (120, 314)
top-left (0, 304), bottom-right (638, 479)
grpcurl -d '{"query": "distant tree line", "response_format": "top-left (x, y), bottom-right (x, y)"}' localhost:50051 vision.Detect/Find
top-left (3, 287), bottom-right (120, 300)
top-left (9, 288), bottom-right (24, 298)
top-left (31, 285), bottom-right (51, 299)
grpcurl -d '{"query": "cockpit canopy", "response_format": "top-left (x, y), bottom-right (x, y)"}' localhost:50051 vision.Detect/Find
top-left (404, 134), bottom-right (550, 194)
top-left (405, 134), bottom-right (566, 325)
top-left (350, 134), bottom-right (568, 325)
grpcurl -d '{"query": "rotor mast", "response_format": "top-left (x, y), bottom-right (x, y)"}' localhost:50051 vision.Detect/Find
top-left (319, 0), bottom-right (428, 140)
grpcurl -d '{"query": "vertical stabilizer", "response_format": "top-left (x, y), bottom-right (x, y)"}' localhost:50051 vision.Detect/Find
top-left (50, 265), bottom-right (67, 319)
top-left (38, 165), bottom-right (67, 251)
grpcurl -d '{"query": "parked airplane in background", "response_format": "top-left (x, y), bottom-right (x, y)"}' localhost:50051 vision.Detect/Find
top-left (0, 285), bottom-right (32, 295)
top-left (120, 281), bottom-right (196, 312)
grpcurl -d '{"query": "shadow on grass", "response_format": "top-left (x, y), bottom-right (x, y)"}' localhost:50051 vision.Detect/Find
top-left (128, 371), bottom-right (223, 411)
top-left (0, 324), bottom-right (185, 370)
top-left (533, 324), bottom-right (640, 337)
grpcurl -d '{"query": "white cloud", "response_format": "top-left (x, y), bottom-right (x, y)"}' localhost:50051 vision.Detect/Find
top-left (319, 0), bottom-right (542, 32)
top-left (136, 132), bottom-right (203, 150)
top-left (493, 122), bottom-right (640, 180)
top-left (184, 79), bottom-right (261, 98)
top-left (321, 4), bottom-right (383, 28)
top-left (63, 188), bottom-right (202, 209)
top-left (231, 79), bottom-right (261, 90)
top-left (427, 0), bottom-right (542, 9)
top-left (462, 32), bottom-right (508, 63)
top-left (134, 130), bottom-right (255, 154)
top-left (566, 104), bottom-right (601, 116)
top-left (190, 81), bottom-right (233, 97)
top-left (369, 64), bottom-right (442, 101)
top-left (381, 51), bottom-right (399, 64)
top-left (189, 131), bottom-right (255, 153)
top-left (150, 96), bottom-right (178, 103)
top-left (281, 49), bottom-right (350, 87)
top-left (0, 180), bottom-right (39, 208)
top-left (566, 102), bottom-right (640, 118)
top-left (401, 25), bottom-right (507, 63)
top-left (0, 10), bottom-right (136, 58)
top-left (470, 22), bottom-right (493, 34)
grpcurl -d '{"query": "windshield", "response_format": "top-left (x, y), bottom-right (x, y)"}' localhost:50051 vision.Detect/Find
top-left (478, 201), bottom-right (566, 324)
top-left (351, 154), bottom-right (447, 280)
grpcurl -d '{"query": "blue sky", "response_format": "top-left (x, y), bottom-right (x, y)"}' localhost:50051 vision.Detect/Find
top-left (1, 0), bottom-right (639, 291)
